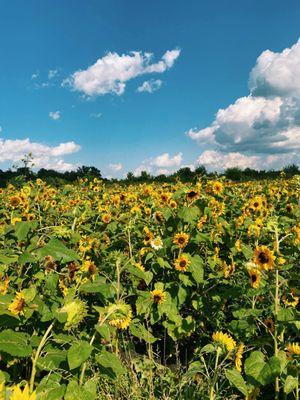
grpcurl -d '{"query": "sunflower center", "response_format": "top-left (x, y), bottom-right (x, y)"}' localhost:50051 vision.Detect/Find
top-left (258, 252), bottom-right (269, 264)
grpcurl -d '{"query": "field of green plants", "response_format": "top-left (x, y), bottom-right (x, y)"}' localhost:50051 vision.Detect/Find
top-left (0, 175), bottom-right (299, 399)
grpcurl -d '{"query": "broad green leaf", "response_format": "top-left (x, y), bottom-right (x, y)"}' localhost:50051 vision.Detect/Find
top-left (189, 255), bottom-right (204, 283)
top-left (67, 341), bottom-right (92, 370)
top-left (65, 381), bottom-right (95, 400)
top-left (37, 238), bottom-right (79, 262)
top-left (95, 349), bottom-right (125, 379)
top-left (0, 329), bottom-right (32, 357)
top-left (284, 375), bottom-right (298, 394)
top-left (225, 369), bottom-right (248, 396)
top-left (244, 351), bottom-right (265, 384)
top-left (130, 321), bottom-right (157, 343)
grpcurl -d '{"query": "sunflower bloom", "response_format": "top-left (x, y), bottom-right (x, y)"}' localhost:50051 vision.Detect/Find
top-left (212, 331), bottom-right (236, 352)
top-left (173, 232), bottom-right (189, 249)
top-left (106, 302), bottom-right (132, 330)
top-left (8, 292), bottom-right (26, 315)
top-left (10, 384), bottom-right (36, 400)
top-left (286, 343), bottom-right (300, 357)
top-left (235, 343), bottom-right (245, 372)
top-left (174, 254), bottom-right (191, 272)
top-left (253, 246), bottom-right (275, 271)
top-left (151, 289), bottom-right (166, 304)
top-left (248, 268), bottom-right (261, 289)
top-left (150, 236), bottom-right (163, 250)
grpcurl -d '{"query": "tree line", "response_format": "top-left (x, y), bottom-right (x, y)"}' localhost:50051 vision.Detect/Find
top-left (0, 163), bottom-right (299, 187)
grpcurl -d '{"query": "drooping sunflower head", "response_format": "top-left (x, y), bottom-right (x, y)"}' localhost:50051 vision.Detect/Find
top-left (235, 343), bottom-right (245, 372)
top-left (174, 254), bottom-right (191, 272)
top-left (173, 232), bottom-right (189, 249)
top-left (105, 302), bottom-right (132, 330)
top-left (253, 246), bottom-right (275, 271)
top-left (60, 299), bottom-right (88, 330)
top-left (143, 226), bottom-right (153, 245)
top-left (212, 331), bottom-right (236, 353)
top-left (151, 289), bottom-right (166, 304)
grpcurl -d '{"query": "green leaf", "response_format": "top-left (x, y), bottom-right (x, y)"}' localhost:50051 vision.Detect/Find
top-left (36, 374), bottom-right (66, 400)
top-left (67, 341), bottom-right (93, 370)
top-left (244, 351), bottom-right (265, 385)
top-left (37, 347), bottom-right (66, 371)
top-left (0, 253), bottom-right (18, 264)
top-left (189, 255), bottom-right (204, 283)
top-left (95, 349), bottom-right (125, 379)
top-left (241, 244), bottom-right (253, 260)
top-left (37, 238), bottom-right (79, 263)
top-left (0, 329), bottom-right (32, 357)
top-left (65, 381), bottom-right (95, 400)
top-left (130, 321), bottom-right (157, 343)
top-left (225, 369), bottom-right (248, 396)
top-left (260, 356), bottom-right (281, 385)
top-left (14, 221), bottom-right (33, 241)
top-left (277, 308), bottom-right (295, 322)
top-left (284, 375), bottom-right (298, 394)
top-left (178, 206), bottom-right (200, 224)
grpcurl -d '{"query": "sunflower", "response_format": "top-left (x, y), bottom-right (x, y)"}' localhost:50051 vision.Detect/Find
top-left (81, 260), bottom-right (97, 279)
top-left (249, 196), bottom-right (263, 212)
top-left (102, 213), bottom-right (111, 223)
top-left (60, 299), bottom-right (88, 330)
top-left (0, 275), bottom-right (9, 294)
top-left (174, 254), bottom-right (191, 272)
top-left (143, 227), bottom-right (153, 245)
top-left (151, 289), bottom-right (166, 304)
top-left (79, 236), bottom-right (94, 253)
top-left (212, 181), bottom-right (224, 195)
top-left (8, 292), bottom-right (26, 315)
top-left (212, 331), bottom-right (236, 352)
top-left (169, 199), bottom-right (177, 209)
top-left (264, 318), bottom-right (275, 333)
top-left (222, 261), bottom-right (235, 278)
top-left (106, 302), bottom-right (132, 330)
top-left (248, 268), bottom-right (261, 289)
top-left (282, 289), bottom-right (299, 307)
top-left (186, 189), bottom-right (198, 202)
top-left (253, 246), bottom-right (275, 270)
top-left (10, 384), bottom-right (36, 400)
top-left (235, 343), bottom-right (245, 372)
top-left (173, 232), bottom-right (189, 249)
top-left (150, 236), bottom-right (163, 250)
top-left (9, 195), bottom-right (21, 208)
top-left (286, 343), bottom-right (300, 357)
top-left (197, 215), bottom-right (207, 231)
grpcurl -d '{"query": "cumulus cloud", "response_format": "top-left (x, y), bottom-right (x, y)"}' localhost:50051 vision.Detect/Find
top-left (249, 40), bottom-right (300, 97)
top-left (65, 49), bottom-right (180, 97)
top-left (49, 111), bottom-right (61, 120)
top-left (134, 152), bottom-right (183, 176)
top-left (188, 39), bottom-right (300, 170)
top-left (108, 162), bottom-right (123, 171)
top-left (90, 112), bottom-right (102, 118)
top-left (0, 138), bottom-right (80, 172)
top-left (137, 79), bottom-right (162, 93)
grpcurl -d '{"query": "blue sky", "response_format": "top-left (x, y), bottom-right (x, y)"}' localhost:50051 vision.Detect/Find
top-left (1, 0), bottom-right (300, 176)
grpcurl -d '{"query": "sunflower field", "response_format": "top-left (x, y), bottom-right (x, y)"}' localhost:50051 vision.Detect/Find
top-left (0, 175), bottom-right (299, 400)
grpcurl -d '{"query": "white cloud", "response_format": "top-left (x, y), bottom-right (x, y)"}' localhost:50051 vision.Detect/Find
top-left (90, 112), bottom-right (102, 118)
top-left (108, 162), bottom-right (123, 171)
top-left (65, 49), bottom-right (180, 97)
top-left (137, 79), bottom-right (162, 93)
top-left (48, 69), bottom-right (59, 79)
top-left (49, 111), bottom-right (61, 120)
top-left (0, 138), bottom-right (80, 172)
top-left (31, 72), bottom-right (39, 80)
top-left (134, 152), bottom-right (183, 176)
top-left (249, 39), bottom-right (300, 97)
top-left (188, 39), bottom-right (300, 170)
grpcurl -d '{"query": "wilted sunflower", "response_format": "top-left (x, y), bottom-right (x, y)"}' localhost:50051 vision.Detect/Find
top-left (248, 267), bottom-right (261, 289)
top-left (10, 384), bottom-right (36, 400)
top-left (174, 254), bottom-right (191, 272)
top-left (212, 331), bottom-right (236, 352)
top-left (151, 289), bottom-right (166, 304)
top-left (253, 246), bottom-right (275, 270)
top-left (173, 232), bottom-right (189, 249)
top-left (143, 227), bottom-right (153, 245)
top-left (8, 292), bottom-right (26, 315)
top-left (264, 318), bottom-right (275, 333)
top-left (282, 288), bottom-right (299, 307)
top-left (235, 343), bottom-right (245, 372)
